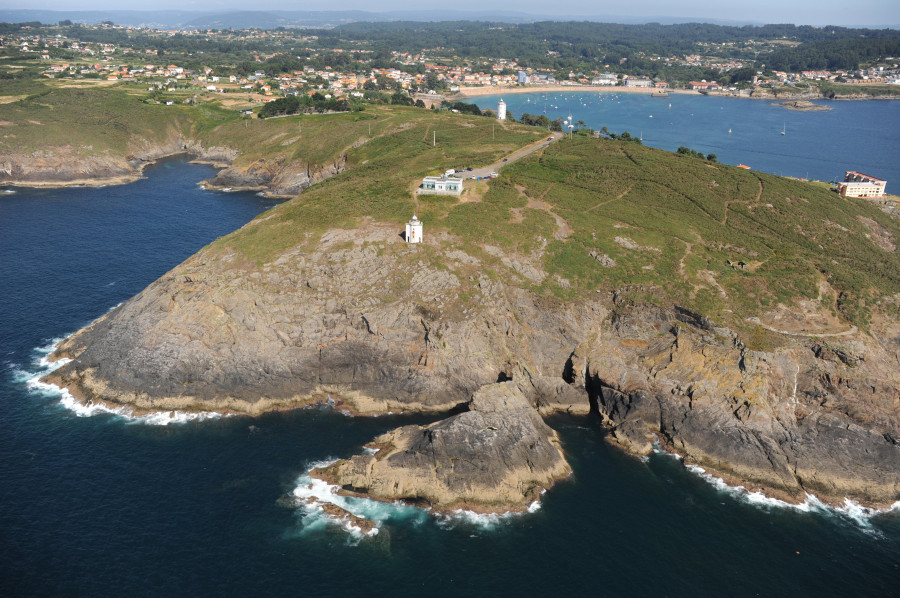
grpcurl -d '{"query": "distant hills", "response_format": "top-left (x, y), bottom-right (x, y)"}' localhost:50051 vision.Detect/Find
top-left (0, 9), bottom-right (766, 30)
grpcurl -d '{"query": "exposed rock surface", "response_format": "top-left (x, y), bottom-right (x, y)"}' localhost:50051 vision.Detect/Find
top-left (202, 153), bottom-right (348, 197)
top-left (311, 382), bottom-right (570, 511)
top-left (0, 135), bottom-right (234, 187)
top-left (43, 223), bottom-right (900, 509)
top-left (0, 134), bottom-right (339, 197)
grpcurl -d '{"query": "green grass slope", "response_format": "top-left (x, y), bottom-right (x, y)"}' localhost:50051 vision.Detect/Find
top-left (214, 131), bottom-right (900, 344)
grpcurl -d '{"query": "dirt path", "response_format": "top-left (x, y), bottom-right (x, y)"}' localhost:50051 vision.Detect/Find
top-left (510, 183), bottom-right (572, 239)
top-left (722, 176), bottom-right (764, 227)
top-left (746, 317), bottom-right (858, 338)
top-left (588, 184), bottom-right (633, 212)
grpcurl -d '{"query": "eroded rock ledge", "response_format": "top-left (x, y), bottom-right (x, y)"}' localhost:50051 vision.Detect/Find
top-left (312, 382), bottom-right (571, 512)
top-left (0, 135), bottom-right (342, 197)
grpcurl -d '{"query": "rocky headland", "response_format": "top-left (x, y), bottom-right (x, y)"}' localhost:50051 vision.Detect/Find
top-left (16, 96), bottom-right (898, 514)
top-left (0, 135), bottom-right (346, 198)
top-left (43, 218), bottom-right (900, 511)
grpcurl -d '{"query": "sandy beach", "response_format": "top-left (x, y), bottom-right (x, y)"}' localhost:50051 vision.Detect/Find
top-left (450, 84), bottom-right (704, 99)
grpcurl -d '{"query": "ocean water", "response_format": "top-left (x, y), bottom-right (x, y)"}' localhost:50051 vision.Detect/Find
top-left (479, 91), bottom-right (900, 185)
top-left (1, 153), bottom-right (899, 596)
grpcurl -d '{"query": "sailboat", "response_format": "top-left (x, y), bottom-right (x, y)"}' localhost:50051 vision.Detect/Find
top-left (728, 128), bottom-right (732, 135)
top-left (781, 123), bottom-right (786, 136)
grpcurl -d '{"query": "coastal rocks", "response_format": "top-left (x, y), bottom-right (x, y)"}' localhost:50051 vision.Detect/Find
top-left (584, 304), bottom-right (900, 507)
top-left (310, 382), bottom-right (571, 512)
top-left (0, 135), bottom-right (228, 187)
top-left (202, 153), bottom-right (348, 197)
top-left (775, 100), bottom-right (833, 112)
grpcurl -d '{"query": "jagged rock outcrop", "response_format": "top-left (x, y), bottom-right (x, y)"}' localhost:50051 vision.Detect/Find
top-left (0, 132), bottom-right (336, 196)
top-left (43, 223), bottom-right (900, 508)
top-left (311, 382), bottom-right (571, 512)
top-left (583, 302), bottom-right (900, 507)
top-left (202, 153), bottom-right (348, 196)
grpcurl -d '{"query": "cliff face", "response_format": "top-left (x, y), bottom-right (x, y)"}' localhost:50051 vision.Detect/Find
top-left (44, 222), bottom-right (900, 510)
top-left (0, 133), bottom-right (338, 196)
top-left (202, 153), bottom-right (348, 196)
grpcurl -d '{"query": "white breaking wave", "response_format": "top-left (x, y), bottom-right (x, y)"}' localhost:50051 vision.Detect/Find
top-left (684, 463), bottom-right (900, 530)
top-left (435, 499), bottom-right (543, 531)
top-left (22, 336), bottom-right (226, 426)
top-left (290, 459), bottom-right (543, 538)
top-left (291, 459), bottom-right (427, 539)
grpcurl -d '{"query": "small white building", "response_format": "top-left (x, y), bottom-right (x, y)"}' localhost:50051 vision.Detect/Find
top-left (419, 175), bottom-right (464, 195)
top-left (497, 98), bottom-right (507, 120)
top-left (406, 215), bottom-right (423, 244)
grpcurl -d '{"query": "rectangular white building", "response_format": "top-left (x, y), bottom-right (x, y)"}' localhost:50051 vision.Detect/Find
top-left (419, 175), bottom-right (464, 195)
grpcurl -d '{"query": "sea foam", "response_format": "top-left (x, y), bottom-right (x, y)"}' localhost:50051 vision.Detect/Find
top-left (291, 459), bottom-right (429, 539)
top-left (683, 463), bottom-right (900, 531)
top-left (23, 336), bottom-right (226, 426)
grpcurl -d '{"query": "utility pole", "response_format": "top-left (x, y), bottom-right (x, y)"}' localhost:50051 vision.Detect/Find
top-left (433, 130), bottom-right (436, 147)
top-left (368, 122), bottom-right (371, 136)
top-left (492, 124), bottom-right (495, 139)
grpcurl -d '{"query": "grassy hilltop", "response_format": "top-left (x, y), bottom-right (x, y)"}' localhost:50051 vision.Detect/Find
top-left (209, 116), bottom-right (900, 347)
top-left (2, 86), bottom-right (897, 345)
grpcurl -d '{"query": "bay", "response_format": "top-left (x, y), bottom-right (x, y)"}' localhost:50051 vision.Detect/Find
top-left (476, 92), bottom-right (900, 185)
top-left (1, 156), bottom-right (899, 597)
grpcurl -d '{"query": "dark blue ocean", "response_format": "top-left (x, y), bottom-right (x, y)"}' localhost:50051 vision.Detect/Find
top-left (479, 91), bottom-right (900, 185)
top-left (1, 131), bottom-right (899, 596)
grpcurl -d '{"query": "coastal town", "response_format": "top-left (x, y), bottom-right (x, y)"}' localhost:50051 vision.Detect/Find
top-left (3, 21), bottom-right (900, 108)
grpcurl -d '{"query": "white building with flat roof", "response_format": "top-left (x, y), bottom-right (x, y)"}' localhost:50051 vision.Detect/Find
top-left (419, 175), bottom-right (464, 195)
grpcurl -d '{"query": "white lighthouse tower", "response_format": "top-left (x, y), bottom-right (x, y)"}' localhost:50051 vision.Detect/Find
top-left (497, 98), bottom-right (507, 121)
top-left (406, 214), bottom-right (423, 244)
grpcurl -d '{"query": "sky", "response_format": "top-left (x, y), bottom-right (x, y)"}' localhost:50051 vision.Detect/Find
top-left (6, 0), bottom-right (900, 28)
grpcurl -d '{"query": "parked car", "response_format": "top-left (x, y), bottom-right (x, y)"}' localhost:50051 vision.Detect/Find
top-left (490, 171), bottom-right (498, 177)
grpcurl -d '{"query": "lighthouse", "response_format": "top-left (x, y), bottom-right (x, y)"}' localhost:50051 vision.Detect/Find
top-left (405, 214), bottom-right (423, 244)
top-left (497, 98), bottom-right (507, 121)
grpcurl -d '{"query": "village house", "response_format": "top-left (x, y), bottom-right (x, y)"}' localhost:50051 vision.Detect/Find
top-left (689, 80), bottom-right (719, 90)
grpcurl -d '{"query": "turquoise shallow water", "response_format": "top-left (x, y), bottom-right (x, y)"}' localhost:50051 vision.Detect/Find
top-left (1, 156), bottom-right (899, 597)
top-left (477, 91), bottom-right (900, 185)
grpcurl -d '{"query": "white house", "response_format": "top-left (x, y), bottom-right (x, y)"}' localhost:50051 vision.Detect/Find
top-left (419, 175), bottom-right (464, 195)
top-left (406, 215), bottom-right (423, 244)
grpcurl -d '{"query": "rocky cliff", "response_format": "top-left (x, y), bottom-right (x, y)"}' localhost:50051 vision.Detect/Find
top-left (44, 221), bottom-right (900, 510)
top-left (0, 133), bottom-right (341, 197)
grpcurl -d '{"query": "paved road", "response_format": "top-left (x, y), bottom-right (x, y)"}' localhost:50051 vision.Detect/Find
top-left (457, 131), bottom-right (564, 181)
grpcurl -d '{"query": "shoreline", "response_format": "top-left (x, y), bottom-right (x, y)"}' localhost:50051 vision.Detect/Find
top-left (0, 152), bottom-right (235, 191)
top-left (449, 84), bottom-right (899, 103)
top-left (450, 85), bottom-right (701, 99)
top-left (41, 363), bottom-right (899, 513)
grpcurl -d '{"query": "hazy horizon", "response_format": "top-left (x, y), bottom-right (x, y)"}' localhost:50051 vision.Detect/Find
top-left (4, 1), bottom-right (899, 29)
